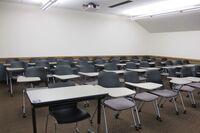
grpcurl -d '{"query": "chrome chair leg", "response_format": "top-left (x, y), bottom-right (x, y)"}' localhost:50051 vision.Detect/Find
top-left (9, 77), bottom-right (13, 96)
top-left (190, 92), bottom-right (196, 108)
top-left (90, 105), bottom-right (98, 124)
top-left (172, 97), bottom-right (179, 115)
top-left (22, 89), bottom-right (26, 118)
top-left (179, 92), bottom-right (186, 114)
top-left (102, 105), bottom-right (108, 133)
top-left (153, 100), bottom-right (161, 121)
top-left (134, 106), bottom-right (141, 128)
top-left (131, 108), bottom-right (138, 130)
top-left (45, 114), bottom-right (50, 133)
top-left (138, 102), bottom-right (144, 112)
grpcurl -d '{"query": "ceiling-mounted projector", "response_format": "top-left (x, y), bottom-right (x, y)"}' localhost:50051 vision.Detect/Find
top-left (83, 2), bottom-right (100, 11)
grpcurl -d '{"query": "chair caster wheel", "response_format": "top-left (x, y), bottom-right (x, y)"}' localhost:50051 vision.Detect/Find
top-left (23, 113), bottom-right (27, 118)
top-left (183, 110), bottom-right (187, 114)
top-left (192, 104), bottom-right (197, 108)
top-left (115, 113), bottom-right (119, 119)
top-left (160, 104), bottom-right (164, 108)
top-left (156, 116), bottom-right (162, 122)
top-left (176, 111), bottom-right (179, 115)
top-left (186, 94), bottom-right (189, 98)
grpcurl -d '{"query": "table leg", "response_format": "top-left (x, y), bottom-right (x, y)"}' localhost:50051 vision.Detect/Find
top-left (6, 71), bottom-right (8, 85)
top-left (9, 77), bottom-right (13, 97)
top-left (97, 98), bottom-right (101, 124)
top-left (32, 106), bottom-right (37, 133)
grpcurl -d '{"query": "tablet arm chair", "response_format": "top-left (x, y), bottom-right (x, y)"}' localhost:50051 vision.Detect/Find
top-left (98, 72), bottom-right (141, 133)
top-left (179, 67), bottom-right (197, 108)
top-left (146, 70), bottom-right (186, 114)
top-left (124, 71), bottom-right (161, 121)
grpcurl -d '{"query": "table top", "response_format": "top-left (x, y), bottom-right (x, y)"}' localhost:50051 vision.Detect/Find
top-left (149, 62), bottom-right (155, 65)
top-left (26, 85), bottom-right (108, 105)
top-left (49, 62), bottom-right (57, 65)
top-left (95, 64), bottom-right (105, 67)
top-left (143, 67), bottom-right (160, 70)
top-left (125, 82), bottom-right (162, 90)
top-left (103, 87), bottom-right (135, 97)
top-left (127, 68), bottom-right (146, 73)
top-left (78, 72), bottom-right (99, 77)
top-left (3, 63), bottom-right (11, 67)
top-left (183, 77), bottom-right (200, 82)
top-left (103, 70), bottom-right (126, 74)
top-left (17, 76), bottom-right (41, 83)
top-left (53, 74), bottom-right (80, 80)
top-left (6, 67), bottom-right (24, 71)
top-left (116, 63), bottom-right (126, 66)
top-left (169, 78), bottom-right (192, 85)
top-left (28, 62), bottom-right (36, 66)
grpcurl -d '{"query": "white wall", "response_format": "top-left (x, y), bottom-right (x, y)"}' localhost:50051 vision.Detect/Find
top-left (148, 31), bottom-right (200, 59)
top-left (0, 2), bottom-right (148, 58)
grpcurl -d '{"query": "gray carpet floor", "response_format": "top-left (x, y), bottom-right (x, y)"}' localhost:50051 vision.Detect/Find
top-left (1, 81), bottom-right (200, 133)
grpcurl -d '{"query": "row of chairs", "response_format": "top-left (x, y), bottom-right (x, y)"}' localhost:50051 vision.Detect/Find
top-left (44, 68), bottom-right (200, 133)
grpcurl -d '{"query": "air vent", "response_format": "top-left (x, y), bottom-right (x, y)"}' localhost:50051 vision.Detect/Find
top-left (109, 0), bottom-right (132, 8)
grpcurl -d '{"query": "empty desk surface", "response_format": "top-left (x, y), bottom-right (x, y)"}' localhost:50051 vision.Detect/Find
top-left (103, 70), bottom-right (126, 74)
top-left (78, 72), bottom-right (99, 77)
top-left (127, 68), bottom-right (147, 73)
top-left (53, 74), bottom-right (80, 80)
top-left (125, 82), bottom-right (162, 90)
top-left (169, 78), bottom-right (192, 85)
top-left (104, 87), bottom-right (135, 97)
top-left (17, 76), bottom-right (40, 83)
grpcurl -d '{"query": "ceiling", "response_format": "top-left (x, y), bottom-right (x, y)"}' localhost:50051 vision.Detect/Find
top-left (1, 0), bottom-right (200, 33)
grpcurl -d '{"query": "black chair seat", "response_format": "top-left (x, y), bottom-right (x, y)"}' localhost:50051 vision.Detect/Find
top-left (50, 107), bottom-right (90, 124)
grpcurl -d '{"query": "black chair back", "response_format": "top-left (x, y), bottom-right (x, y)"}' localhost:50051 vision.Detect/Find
top-left (146, 70), bottom-right (162, 84)
top-left (140, 61), bottom-right (150, 67)
top-left (25, 66), bottom-right (47, 82)
top-left (126, 62), bottom-right (137, 69)
top-left (181, 67), bottom-right (194, 77)
top-left (55, 65), bottom-right (73, 75)
top-left (124, 71), bottom-right (140, 83)
top-left (165, 60), bottom-right (173, 66)
top-left (104, 63), bottom-right (118, 70)
top-left (80, 64), bottom-right (95, 73)
top-left (98, 72), bottom-right (121, 88)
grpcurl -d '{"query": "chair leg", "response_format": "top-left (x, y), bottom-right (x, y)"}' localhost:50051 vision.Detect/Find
top-left (90, 105), bottom-right (98, 124)
top-left (131, 108), bottom-right (138, 130)
top-left (54, 120), bottom-right (57, 133)
top-left (179, 92), bottom-right (186, 114)
top-left (22, 89), bottom-right (26, 118)
top-left (158, 98), bottom-right (163, 107)
top-left (134, 106), bottom-right (141, 129)
top-left (172, 97), bottom-right (179, 115)
top-left (45, 114), bottom-right (50, 133)
top-left (153, 100), bottom-right (161, 121)
top-left (138, 102), bottom-right (145, 112)
top-left (75, 123), bottom-right (81, 133)
top-left (190, 92), bottom-right (196, 108)
top-left (9, 77), bottom-right (13, 97)
top-left (188, 92), bottom-right (193, 104)
top-left (102, 105), bottom-right (109, 133)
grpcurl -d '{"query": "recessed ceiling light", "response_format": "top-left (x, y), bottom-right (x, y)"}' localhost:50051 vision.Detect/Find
top-left (122, 0), bottom-right (200, 20)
